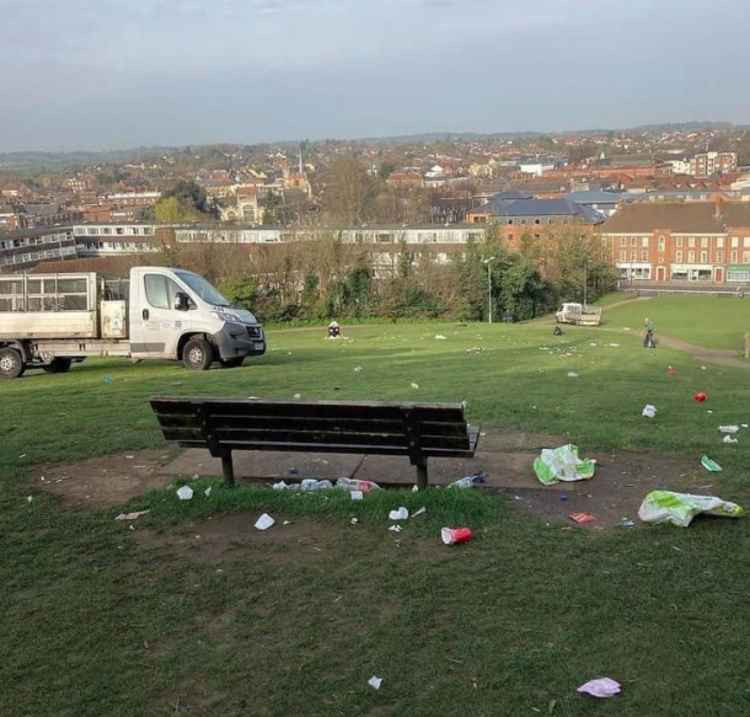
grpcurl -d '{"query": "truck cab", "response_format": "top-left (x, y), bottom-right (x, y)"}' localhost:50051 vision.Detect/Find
top-left (128, 267), bottom-right (265, 368)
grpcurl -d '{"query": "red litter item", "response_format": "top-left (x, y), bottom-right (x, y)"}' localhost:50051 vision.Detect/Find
top-left (441, 527), bottom-right (473, 545)
top-left (667, 366), bottom-right (677, 376)
top-left (693, 392), bottom-right (708, 403)
top-left (569, 512), bottom-right (596, 524)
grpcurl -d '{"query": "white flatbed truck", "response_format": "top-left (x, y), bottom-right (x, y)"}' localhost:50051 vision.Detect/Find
top-left (0, 266), bottom-right (266, 379)
top-left (555, 302), bottom-right (602, 327)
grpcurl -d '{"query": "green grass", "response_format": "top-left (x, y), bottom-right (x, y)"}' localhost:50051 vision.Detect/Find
top-left (603, 294), bottom-right (750, 351)
top-left (3, 320), bottom-right (750, 715)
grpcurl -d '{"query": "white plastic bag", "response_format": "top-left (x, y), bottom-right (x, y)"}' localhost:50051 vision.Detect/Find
top-left (388, 507), bottom-right (409, 521)
top-left (642, 404), bottom-right (657, 418)
top-left (638, 490), bottom-right (744, 527)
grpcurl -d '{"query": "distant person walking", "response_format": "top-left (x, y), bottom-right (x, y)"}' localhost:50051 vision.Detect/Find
top-left (643, 317), bottom-right (656, 348)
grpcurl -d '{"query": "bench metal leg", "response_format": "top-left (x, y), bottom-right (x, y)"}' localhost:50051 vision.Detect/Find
top-left (221, 451), bottom-right (235, 487)
top-left (416, 461), bottom-right (428, 490)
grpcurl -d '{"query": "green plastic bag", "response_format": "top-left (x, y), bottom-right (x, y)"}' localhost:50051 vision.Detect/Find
top-left (638, 490), bottom-right (744, 527)
top-left (533, 444), bottom-right (596, 486)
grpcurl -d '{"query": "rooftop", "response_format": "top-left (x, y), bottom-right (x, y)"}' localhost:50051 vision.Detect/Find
top-left (600, 201), bottom-right (750, 233)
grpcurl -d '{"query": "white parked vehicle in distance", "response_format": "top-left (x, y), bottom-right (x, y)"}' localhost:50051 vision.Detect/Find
top-left (555, 302), bottom-right (602, 326)
top-left (0, 266), bottom-right (265, 378)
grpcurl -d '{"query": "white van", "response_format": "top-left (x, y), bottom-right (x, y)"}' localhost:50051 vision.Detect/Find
top-left (0, 266), bottom-right (265, 378)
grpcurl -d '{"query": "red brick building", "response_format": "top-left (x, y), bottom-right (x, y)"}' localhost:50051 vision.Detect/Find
top-left (598, 200), bottom-right (750, 285)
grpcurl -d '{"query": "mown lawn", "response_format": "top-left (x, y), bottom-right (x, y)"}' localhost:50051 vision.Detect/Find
top-left (602, 293), bottom-right (750, 351)
top-left (2, 320), bottom-right (750, 715)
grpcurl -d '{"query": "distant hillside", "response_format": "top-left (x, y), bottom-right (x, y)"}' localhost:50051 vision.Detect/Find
top-left (0, 147), bottom-right (175, 170)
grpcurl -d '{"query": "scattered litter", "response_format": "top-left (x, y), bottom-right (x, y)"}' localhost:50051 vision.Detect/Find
top-left (638, 490), bottom-right (744, 527)
top-left (351, 490), bottom-right (364, 501)
top-left (125, 455), bottom-right (134, 460)
top-left (434, 334), bottom-right (447, 340)
top-left (743, 424), bottom-right (749, 429)
top-left (18, 454), bottom-right (26, 459)
top-left (667, 365), bottom-right (677, 376)
top-left (621, 519), bottom-right (636, 528)
top-left (247, 395), bottom-right (259, 399)
top-left (410, 382), bottom-right (419, 389)
top-left (353, 366), bottom-right (363, 372)
top-left (176, 486), bottom-right (194, 501)
top-left (449, 471), bottom-right (487, 488)
top-left (388, 507), bottom-right (409, 521)
top-left (204, 486), bottom-right (212, 497)
top-left (388, 525), bottom-right (402, 533)
top-left (608, 343), bottom-right (620, 348)
top-left (577, 677), bottom-right (621, 698)
top-left (368, 676), bottom-right (383, 690)
top-left (300, 479), bottom-right (334, 492)
top-left (350, 517), bottom-right (359, 525)
top-left (707, 410), bottom-right (713, 414)
top-left (115, 510), bottom-right (150, 521)
top-left (441, 527), bottom-right (473, 545)
top-left (719, 425), bottom-right (739, 434)
top-left (567, 371), bottom-right (579, 378)
top-left (642, 404), bottom-right (657, 418)
top-left (569, 512), bottom-right (596, 524)
top-left (26, 496), bottom-right (33, 503)
top-left (700, 455), bottom-right (722, 472)
top-left (701, 365), bottom-right (707, 370)
top-left (103, 375), bottom-right (113, 384)
top-left (293, 393), bottom-right (302, 399)
top-left (723, 435), bottom-right (738, 444)
top-left (693, 392), bottom-right (708, 403)
top-left (282, 520), bottom-right (291, 526)
top-left (412, 484), bottom-right (419, 492)
top-left (337, 478), bottom-right (381, 493)
top-left (560, 493), bottom-right (568, 502)
top-left (412, 507), bottom-right (427, 518)
top-left (272, 481), bottom-right (288, 490)
top-left (533, 445), bottom-right (596, 486)
top-left (254, 513), bottom-right (275, 530)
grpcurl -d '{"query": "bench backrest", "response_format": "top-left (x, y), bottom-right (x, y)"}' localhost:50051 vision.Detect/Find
top-left (150, 397), bottom-right (471, 454)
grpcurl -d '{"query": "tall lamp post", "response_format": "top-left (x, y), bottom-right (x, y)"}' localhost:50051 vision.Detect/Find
top-left (483, 257), bottom-right (497, 323)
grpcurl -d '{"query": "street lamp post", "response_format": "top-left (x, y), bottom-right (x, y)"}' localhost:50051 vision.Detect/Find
top-left (483, 257), bottom-right (497, 323)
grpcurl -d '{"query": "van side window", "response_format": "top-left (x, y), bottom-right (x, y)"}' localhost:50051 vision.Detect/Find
top-left (145, 274), bottom-right (183, 310)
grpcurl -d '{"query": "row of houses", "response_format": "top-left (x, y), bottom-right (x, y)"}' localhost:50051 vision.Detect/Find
top-left (3, 201), bottom-right (750, 288)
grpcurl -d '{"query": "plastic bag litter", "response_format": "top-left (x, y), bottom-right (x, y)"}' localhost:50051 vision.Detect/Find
top-left (533, 445), bottom-right (596, 486)
top-left (254, 513), bottom-right (275, 530)
top-left (115, 510), bottom-right (150, 521)
top-left (638, 490), bottom-right (744, 527)
top-left (388, 525), bottom-right (402, 533)
top-left (272, 481), bottom-right (288, 490)
top-left (350, 490), bottom-right (364, 501)
top-left (204, 486), bottom-right (212, 497)
top-left (410, 382), bottom-right (420, 389)
top-left (567, 371), bottom-right (579, 378)
top-left (176, 486), bottom-right (194, 501)
top-left (701, 455), bottom-right (722, 472)
top-left (723, 435), bottom-right (738, 444)
top-left (577, 677), bottom-right (621, 698)
top-left (434, 334), bottom-right (447, 340)
top-left (449, 472), bottom-right (487, 488)
top-left (300, 479), bottom-right (334, 492)
top-left (693, 392), bottom-right (708, 402)
top-left (388, 507), bottom-right (409, 521)
top-left (642, 404), bottom-right (657, 418)
top-left (719, 425), bottom-right (739, 434)
top-left (336, 478), bottom-right (381, 493)
top-left (368, 676), bottom-right (383, 690)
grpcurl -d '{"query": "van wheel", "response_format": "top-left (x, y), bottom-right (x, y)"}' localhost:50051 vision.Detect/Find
top-left (0, 348), bottom-right (25, 379)
top-left (44, 358), bottom-right (73, 373)
top-left (183, 337), bottom-right (214, 371)
top-left (220, 357), bottom-right (245, 368)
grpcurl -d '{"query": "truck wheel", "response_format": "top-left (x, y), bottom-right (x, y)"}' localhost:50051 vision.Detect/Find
top-left (220, 357), bottom-right (245, 368)
top-left (0, 348), bottom-right (25, 379)
top-left (183, 337), bottom-right (214, 371)
top-left (43, 358), bottom-right (73, 373)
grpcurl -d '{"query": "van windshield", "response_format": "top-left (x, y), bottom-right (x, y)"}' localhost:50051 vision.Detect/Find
top-left (175, 271), bottom-right (230, 307)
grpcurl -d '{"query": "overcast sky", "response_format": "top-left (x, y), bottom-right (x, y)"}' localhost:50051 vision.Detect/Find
top-left (1, 0), bottom-right (749, 152)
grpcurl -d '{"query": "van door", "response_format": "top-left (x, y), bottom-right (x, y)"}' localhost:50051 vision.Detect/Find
top-left (129, 272), bottom-right (185, 359)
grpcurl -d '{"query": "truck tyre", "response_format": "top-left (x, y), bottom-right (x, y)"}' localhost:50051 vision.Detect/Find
top-left (183, 337), bottom-right (214, 371)
top-left (0, 347), bottom-right (25, 379)
top-left (220, 357), bottom-right (245, 368)
top-left (43, 358), bottom-right (73, 373)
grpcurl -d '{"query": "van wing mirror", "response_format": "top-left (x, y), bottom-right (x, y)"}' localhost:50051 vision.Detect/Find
top-left (175, 292), bottom-right (191, 311)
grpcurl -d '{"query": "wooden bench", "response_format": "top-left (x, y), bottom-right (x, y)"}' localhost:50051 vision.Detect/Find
top-left (150, 397), bottom-right (480, 489)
